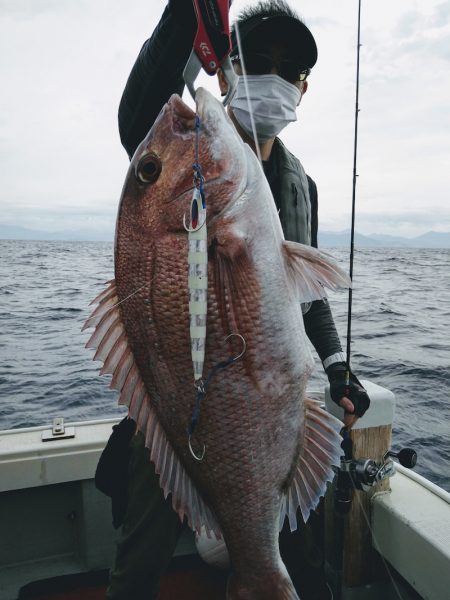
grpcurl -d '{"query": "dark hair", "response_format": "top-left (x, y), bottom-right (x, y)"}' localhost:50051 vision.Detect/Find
top-left (234, 0), bottom-right (300, 25)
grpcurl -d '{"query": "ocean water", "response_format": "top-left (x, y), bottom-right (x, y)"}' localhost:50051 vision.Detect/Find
top-left (0, 240), bottom-right (449, 491)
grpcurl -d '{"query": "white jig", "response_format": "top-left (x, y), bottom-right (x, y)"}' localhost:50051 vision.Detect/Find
top-left (186, 187), bottom-right (208, 383)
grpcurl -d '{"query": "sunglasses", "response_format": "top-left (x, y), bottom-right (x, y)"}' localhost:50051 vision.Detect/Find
top-left (231, 52), bottom-right (310, 83)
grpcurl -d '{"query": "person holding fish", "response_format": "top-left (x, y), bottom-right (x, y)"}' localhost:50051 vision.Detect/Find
top-left (100, 1), bottom-right (371, 598)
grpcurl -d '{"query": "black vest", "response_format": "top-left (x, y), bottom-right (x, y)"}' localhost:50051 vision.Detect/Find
top-left (271, 138), bottom-right (312, 246)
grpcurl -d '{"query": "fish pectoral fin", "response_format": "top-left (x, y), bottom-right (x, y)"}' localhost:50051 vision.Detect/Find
top-left (280, 398), bottom-right (343, 531)
top-left (84, 280), bottom-right (222, 540)
top-left (212, 228), bottom-right (259, 367)
top-left (283, 241), bottom-right (351, 303)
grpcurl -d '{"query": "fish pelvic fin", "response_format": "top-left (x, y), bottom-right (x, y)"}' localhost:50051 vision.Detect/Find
top-left (280, 398), bottom-right (343, 531)
top-left (283, 241), bottom-right (351, 303)
top-left (227, 566), bottom-right (299, 600)
top-left (84, 280), bottom-right (222, 540)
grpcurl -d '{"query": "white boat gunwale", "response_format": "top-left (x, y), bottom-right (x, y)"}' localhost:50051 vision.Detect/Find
top-left (1, 385), bottom-right (449, 600)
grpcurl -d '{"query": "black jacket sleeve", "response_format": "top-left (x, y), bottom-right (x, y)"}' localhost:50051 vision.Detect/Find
top-left (303, 176), bottom-right (344, 365)
top-left (303, 299), bottom-right (343, 364)
top-left (118, 1), bottom-right (196, 159)
top-left (307, 175), bottom-right (318, 249)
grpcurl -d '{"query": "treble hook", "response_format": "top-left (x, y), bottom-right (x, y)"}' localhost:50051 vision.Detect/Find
top-left (188, 434), bottom-right (206, 462)
top-left (224, 333), bottom-right (247, 361)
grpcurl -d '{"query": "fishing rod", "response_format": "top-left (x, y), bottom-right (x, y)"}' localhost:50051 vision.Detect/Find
top-left (333, 3), bottom-right (417, 598)
top-left (337, 0), bottom-right (416, 494)
top-left (333, 4), bottom-right (363, 598)
top-left (345, 0), bottom-right (362, 389)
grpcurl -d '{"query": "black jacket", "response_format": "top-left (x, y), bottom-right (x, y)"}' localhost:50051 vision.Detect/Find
top-left (117, 2), bottom-right (343, 367)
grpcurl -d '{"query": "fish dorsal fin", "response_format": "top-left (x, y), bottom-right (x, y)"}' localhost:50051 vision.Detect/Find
top-left (84, 280), bottom-right (221, 539)
top-left (283, 241), bottom-right (351, 303)
top-left (280, 398), bottom-right (343, 530)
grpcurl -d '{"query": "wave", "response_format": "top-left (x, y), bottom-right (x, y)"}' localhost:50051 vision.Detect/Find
top-left (0, 240), bottom-right (449, 491)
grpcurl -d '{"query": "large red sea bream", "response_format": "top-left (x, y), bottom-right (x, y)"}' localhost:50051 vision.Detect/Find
top-left (84, 88), bottom-right (349, 599)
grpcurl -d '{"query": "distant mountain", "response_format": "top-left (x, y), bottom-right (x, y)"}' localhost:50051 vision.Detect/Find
top-left (318, 231), bottom-right (382, 247)
top-left (365, 233), bottom-right (411, 247)
top-left (412, 231), bottom-right (450, 248)
top-left (318, 230), bottom-right (450, 248)
top-left (1, 224), bottom-right (450, 248)
top-left (0, 224), bottom-right (113, 242)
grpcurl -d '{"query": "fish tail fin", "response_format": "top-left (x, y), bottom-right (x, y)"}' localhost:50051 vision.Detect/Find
top-left (227, 567), bottom-right (299, 600)
top-left (280, 397), bottom-right (343, 532)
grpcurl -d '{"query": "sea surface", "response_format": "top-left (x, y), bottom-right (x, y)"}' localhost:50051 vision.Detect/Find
top-left (0, 240), bottom-right (449, 491)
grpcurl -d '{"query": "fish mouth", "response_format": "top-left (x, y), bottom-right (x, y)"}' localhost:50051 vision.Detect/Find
top-left (195, 87), bottom-right (225, 124)
top-left (167, 89), bottom-right (224, 127)
top-left (168, 94), bottom-right (196, 130)
top-left (166, 89), bottom-right (249, 222)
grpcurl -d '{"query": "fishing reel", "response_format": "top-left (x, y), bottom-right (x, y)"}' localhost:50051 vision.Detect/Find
top-left (334, 437), bottom-right (417, 515)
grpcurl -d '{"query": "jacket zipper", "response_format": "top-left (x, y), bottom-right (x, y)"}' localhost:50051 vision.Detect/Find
top-left (292, 183), bottom-right (301, 242)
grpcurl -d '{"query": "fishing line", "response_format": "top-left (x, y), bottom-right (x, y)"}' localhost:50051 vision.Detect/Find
top-left (234, 22), bottom-right (263, 164)
top-left (83, 282), bottom-right (150, 325)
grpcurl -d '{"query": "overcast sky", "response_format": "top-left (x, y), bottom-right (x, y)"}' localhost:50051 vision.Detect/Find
top-left (0, 0), bottom-right (449, 238)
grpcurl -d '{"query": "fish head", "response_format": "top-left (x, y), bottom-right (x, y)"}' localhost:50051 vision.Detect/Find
top-left (116, 89), bottom-right (249, 245)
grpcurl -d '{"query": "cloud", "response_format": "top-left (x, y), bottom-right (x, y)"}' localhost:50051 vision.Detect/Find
top-left (1, 0), bottom-right (449, 240)
top-left (305, 16), bottom-right (338, 29)
top-left (0, 0), bottom-right (73, 18)
top-left (358, 208), bottom-right (450, 226)
top-left (402, 33), bottom-right (450, 62)
top-left (380, 2), bottom-right (450, 64)
top-left (0, 200), bottom-right (117, 233)
top-left (320, 207), bottom-right (450, 237)
top-left (395, 10), bottom-right (422, 38)
top-left (431, 1), bottom-right (450, 28)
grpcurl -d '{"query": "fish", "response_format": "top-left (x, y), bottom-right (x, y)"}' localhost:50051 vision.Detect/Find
top-left (84, 88), bottom-right (350, 600)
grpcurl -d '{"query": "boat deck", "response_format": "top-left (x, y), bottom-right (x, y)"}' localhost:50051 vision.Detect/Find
top-left (3, 409), bottom-right (450, 600)
top-left (18, 556), bottom-right (227, 600)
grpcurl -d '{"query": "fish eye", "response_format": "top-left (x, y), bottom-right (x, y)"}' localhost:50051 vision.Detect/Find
top-left (136, 153), bottom-right (162, 184)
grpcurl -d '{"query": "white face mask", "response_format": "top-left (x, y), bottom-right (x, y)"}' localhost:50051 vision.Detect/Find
top-left (229, 74), bottom-right (302, 142)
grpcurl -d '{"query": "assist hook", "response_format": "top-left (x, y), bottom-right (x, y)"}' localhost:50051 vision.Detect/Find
top-left (224, 332), bottom-right (246, 361)
top-left (186, 334), bottom-right (246, 462)
top-left (188, 434), bottom-right (206, 462)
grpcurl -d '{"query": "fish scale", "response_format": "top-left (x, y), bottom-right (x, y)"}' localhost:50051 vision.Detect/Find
top-left (85, 89), bottom-right (350, 599)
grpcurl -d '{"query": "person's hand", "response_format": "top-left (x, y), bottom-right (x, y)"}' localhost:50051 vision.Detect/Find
top-left (326, 363), bottom-right (370, 430)
top-left (338, 395), bottom-right (359, 430)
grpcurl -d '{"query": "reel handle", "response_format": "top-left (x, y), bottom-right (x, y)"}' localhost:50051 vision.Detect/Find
top-left (384, 447), bottom-right (417, 469)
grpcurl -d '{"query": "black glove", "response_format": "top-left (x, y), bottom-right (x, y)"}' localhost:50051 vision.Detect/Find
top-left (326, 363), bottom-right (370, 418)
